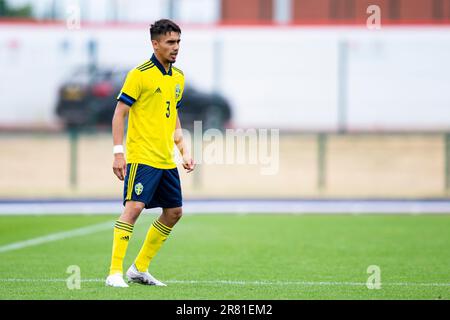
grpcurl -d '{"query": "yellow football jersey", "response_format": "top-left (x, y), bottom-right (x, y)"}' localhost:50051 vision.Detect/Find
top-left (117, 54), bottom-right (185, 169)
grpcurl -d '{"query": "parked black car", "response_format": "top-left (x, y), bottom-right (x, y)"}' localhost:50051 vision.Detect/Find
top-left (56, 66), bottom-right (232, 131)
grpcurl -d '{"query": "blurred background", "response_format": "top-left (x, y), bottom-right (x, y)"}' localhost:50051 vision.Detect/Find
top-left (1, 0), bottom-right (450, 204)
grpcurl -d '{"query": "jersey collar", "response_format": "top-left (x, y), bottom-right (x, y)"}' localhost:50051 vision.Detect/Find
top-left (151, 53), bottom-right (172, 76)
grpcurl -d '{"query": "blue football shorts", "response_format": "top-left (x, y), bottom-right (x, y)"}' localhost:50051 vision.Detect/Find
top-left (123, 163), bottom-right (182, 209)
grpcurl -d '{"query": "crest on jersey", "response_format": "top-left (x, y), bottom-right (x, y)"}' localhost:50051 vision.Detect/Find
top-left (135, 183), bottom-right (144, 196)
top-left (175, 84), bottom-right (181, 99)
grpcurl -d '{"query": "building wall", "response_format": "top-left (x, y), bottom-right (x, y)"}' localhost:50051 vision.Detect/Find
top-left (1, 24), bottom-right (450, 131)
top-left (265, 0), bottom-right (450, 23)
top-left (222, 0), bottom-right (274, 22)
top-left (5, 0), bottom-right (450, 24)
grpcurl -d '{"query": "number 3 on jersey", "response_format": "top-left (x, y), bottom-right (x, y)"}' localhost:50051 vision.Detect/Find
top-left (165, 101), bottom-right (170, 118)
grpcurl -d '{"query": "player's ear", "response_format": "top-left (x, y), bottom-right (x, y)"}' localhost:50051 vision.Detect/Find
top-left (151, 39), bottom-right (159, 50)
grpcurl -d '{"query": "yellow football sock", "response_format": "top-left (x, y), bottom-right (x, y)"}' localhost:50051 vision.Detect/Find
top-left (109, 220), bottom-right (134, 275)
top-left (134, 219), bottom-right (172, 272)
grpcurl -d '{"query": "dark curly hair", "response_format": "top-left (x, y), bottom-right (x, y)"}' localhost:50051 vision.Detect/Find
top-left (150, 19), bottom-right (181, 40)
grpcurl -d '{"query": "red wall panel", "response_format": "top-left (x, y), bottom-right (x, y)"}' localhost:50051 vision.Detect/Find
top-left (432, 0), bottom-right (450, 19)
top-left (222, 0), bottom-right (450, 24)
top-left (445, 0), bottom-right (450, 18)
top-left (293, 0), bottom-right (331, 21)
top-left (399, 0), bottom-right (434, 20)
top-left (222, 0), bottom-right (273, 22)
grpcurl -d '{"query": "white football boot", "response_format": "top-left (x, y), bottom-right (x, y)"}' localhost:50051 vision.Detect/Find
top-left (105, 273), bottom-right (129, 288)
top-left (126, 264), bottom-right (167, 286)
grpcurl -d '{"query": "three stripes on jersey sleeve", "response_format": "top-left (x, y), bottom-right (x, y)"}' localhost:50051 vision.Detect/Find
top-left (136, 60), bottom-right (184, 75)
top-left (172, 66), bottom-right (183, 75)
top-left (136, 61), bottom-right (155, 72)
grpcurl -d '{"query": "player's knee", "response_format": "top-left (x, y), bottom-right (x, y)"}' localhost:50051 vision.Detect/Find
top-left (169, 207), bottom-right (183, 221)
top-left (125, 201), bottom-right (145, 218)
top-left (174, 207), bottom-right (183, 220)
top-left (132, 202), bottom-right (145, 212)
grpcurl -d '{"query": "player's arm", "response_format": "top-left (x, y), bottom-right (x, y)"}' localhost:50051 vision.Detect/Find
top-left (174, 115), bottom-right (195, 173)
top-left (112, 101), bottom-right (130, 180)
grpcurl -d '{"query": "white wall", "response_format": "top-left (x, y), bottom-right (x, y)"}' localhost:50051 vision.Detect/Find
top-left (1, 24), bottom-right (450, 130)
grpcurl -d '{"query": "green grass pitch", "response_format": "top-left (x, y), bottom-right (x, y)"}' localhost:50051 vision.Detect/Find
top-left (0, 214), bottom-right (449, 300)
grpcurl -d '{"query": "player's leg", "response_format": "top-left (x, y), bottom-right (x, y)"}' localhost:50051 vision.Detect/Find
top-left (132, 206), bottom-right (181, 271)
top-left (106, 201), bottom-right (145, 287)
top-left (109, 201), bottom-right (145, 274)
top-left (159, 206), bottom-right (183, 228)
top-left (106, 163), bottom-right (153, 287)
top-left (132, 168), bottom-right (182, 283)
top-left (127, 208), bottom-right (181, 286)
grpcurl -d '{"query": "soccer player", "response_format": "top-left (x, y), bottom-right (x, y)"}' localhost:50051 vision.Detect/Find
top-left (105, 19), bottom-right (194, 288)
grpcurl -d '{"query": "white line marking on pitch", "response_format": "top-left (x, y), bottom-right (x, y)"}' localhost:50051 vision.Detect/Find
top-left (0, 279), bottom-right (449, 287)
top-left (0, 221), bottom-right (114, 253)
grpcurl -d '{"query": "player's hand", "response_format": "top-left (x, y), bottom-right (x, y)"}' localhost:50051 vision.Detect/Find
top-left (113, 154), bottom-right (127, 181)
top-left (182, 156), bottom-right (195, 173)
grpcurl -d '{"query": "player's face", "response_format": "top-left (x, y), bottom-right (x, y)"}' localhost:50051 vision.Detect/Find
top-left (152, 32), bottom-right (181, 64)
